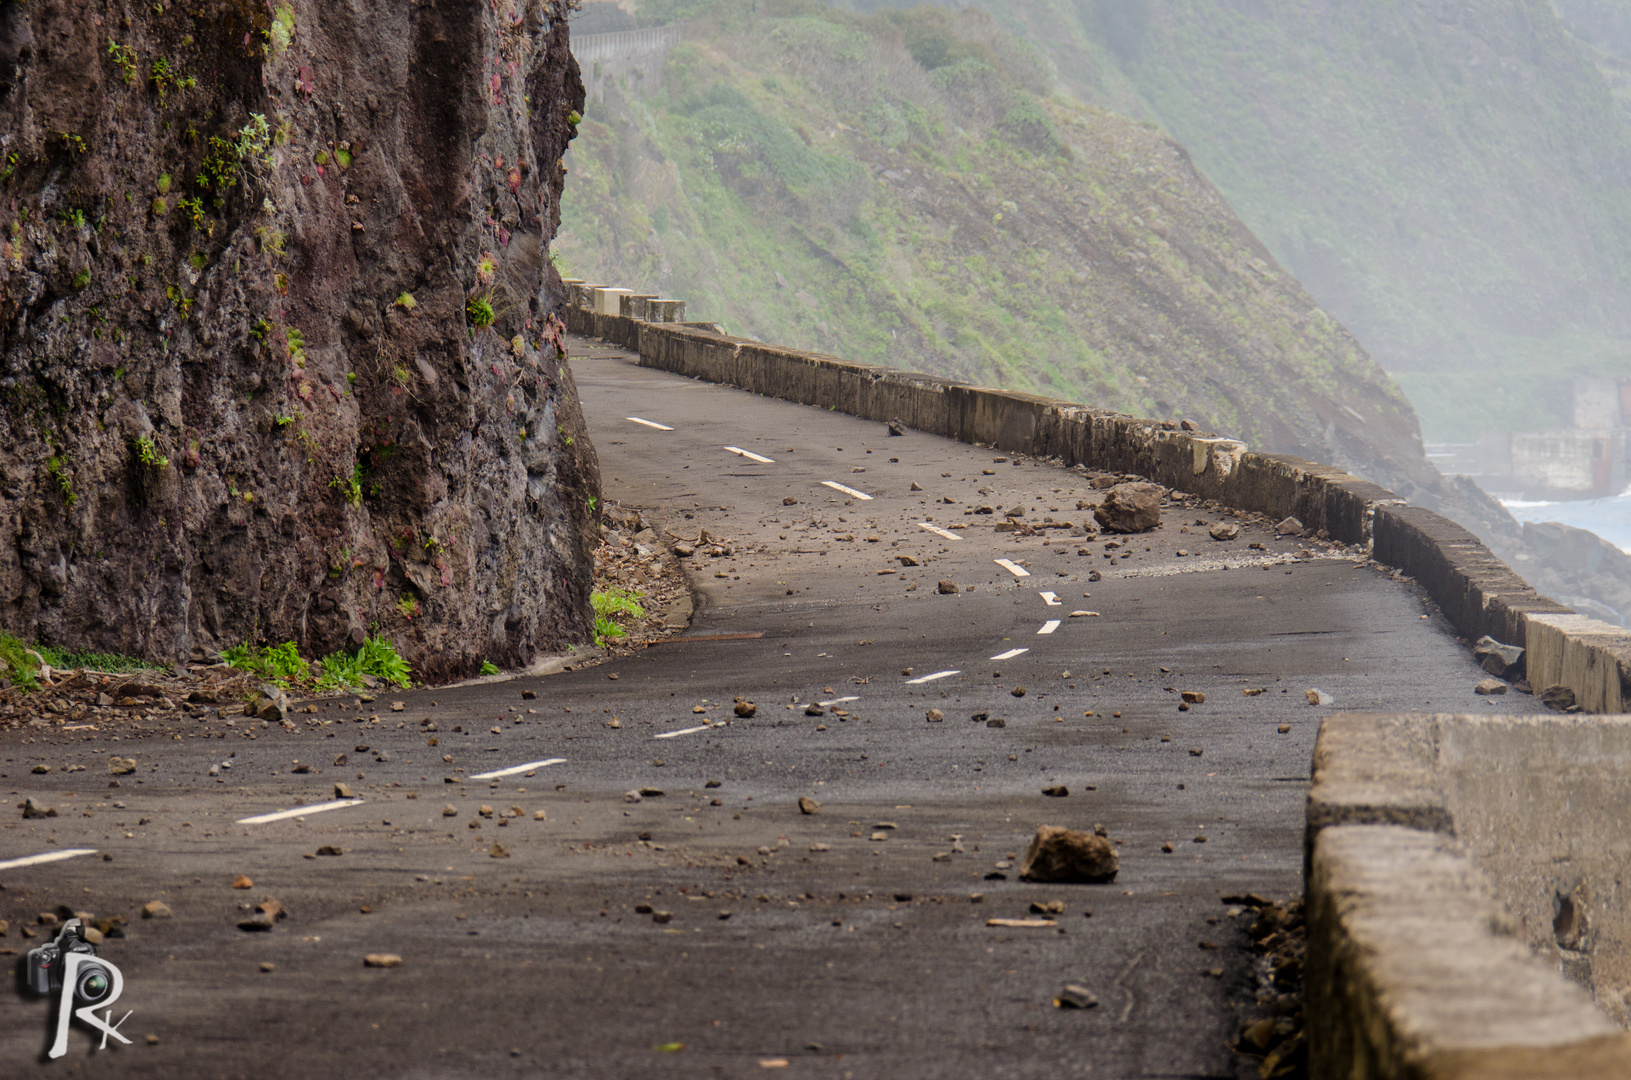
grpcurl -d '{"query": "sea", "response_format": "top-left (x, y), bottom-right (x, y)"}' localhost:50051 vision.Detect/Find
top-left (1501, 488), bottom-right (1631, 555)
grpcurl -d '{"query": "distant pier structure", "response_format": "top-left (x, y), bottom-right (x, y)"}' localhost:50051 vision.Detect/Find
top-left (571, 24), bottom-right (683, 104)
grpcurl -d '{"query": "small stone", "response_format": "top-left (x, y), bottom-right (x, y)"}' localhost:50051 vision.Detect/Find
top-left (1181, 690), bottom-right (1205, 704)
top-left (705, 779), bottom-right (722, 788)
top-left (363, 953), bottom-right (403, 967)
top-left (238, 913), bottom-right (275, 932)
top-left (533, 809), bottom-right (547, 820)
top-left (489, 843), bottom-right (510, 858)
top-left (108, 756), bottom-right (137, 775)
top-left (1042, 785), bottom-right (1069, 797)
top-left (925, 708), bottom-right (944, 723)
top-left (442, 804), bottom-right (458, 817)
top-left (22, 796), bottom-right (53, 819)
top-left (1010, 686), bottom-right (1026, 698)
top-left (624, 791), bottom-right (642, 803)
top-left (1475, 678), bottom-right (1507, 696)
top-left (146, 1034), bottom-right (160, 1046)
top-left (390, 701), bottom-right (405, 712)
top-left (316, 845), bottom-right (343, 856)
top-left (639, 787), bottom-right (664, 797)
top-left (783, 496), bottom-right (799, 505)
top-left (1019, 825), bottom-right (1118, 883)
top-left (798, 797), bottom-right (821, 815)
top-left (291, 763), bottom-right (314, 774)
top-left (260, 962), bottom-right (276, 973)
top-left (810, 842), bottom-right (831, 852)
top-left (1161, 842), bottom-right (1175, 853)
top-left (233, 874), bottom-right (253, 889)
top-left (938, 579), bottom-right (959, 594)
top-left (522, 690), bottom-right (537, 699)
top-left (635, 903), bottom-right (654, 914)
top-left (1056, 984), bottom-right (1099, 1009)
top-left (1277, 724), bottom-right (1291, 733)
top-left (478, 805), bottom-right (495, 818)
top-left (1306, 688), bottom-right (1332, 706)
top-left (1030, 900), bottom-right (1064, 914)
top-left (1208, 521), bottom-right (1240, 541)
top-left (1275, 516), bottom-right (1304, 536)
top-left (986, 718), bottom-right (1006, 728)
top-left (652, 911), bottom-right (673, 924)
top-left (887, 419), bottom-right (906, 436)
top-left (804, 703), bottom-right (824, 716)
top-left (142, 901), bottom-right (172, 919)
top-left (735, 700), bottom-right (757, 718)
top-left (1189, 747), bottom-right (1203, 757)
top-left (1540, 685), bottom-right (1577, 712)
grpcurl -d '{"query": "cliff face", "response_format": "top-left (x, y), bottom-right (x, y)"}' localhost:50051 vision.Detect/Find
top-left (0, 0), bottom-right (596, 679)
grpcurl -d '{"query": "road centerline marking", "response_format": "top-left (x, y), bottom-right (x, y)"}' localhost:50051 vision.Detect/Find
top-left (821, 481), bottom-right (873, 500)
top-left (655, 725), bottom-right (713, 740)
top-left (817, 696), bottom-right (860, 706)
top-left (1039, 591), bottom-right (1061, 606)
top-left (1037, 620), bottom-right (1061, 635)
top-left (237, 799), bottom-right (365, 825)
top-left (995, 559), bottom-right (1031, 577)
top-left (469, 758), bottom-right (567, 780)
top-left (905, 670), bottom-right (960, 684)
top-left (724, 446), bottom-right (775, 463)
top-left (917, 523), bottom-right (962, 540)
top-left (0, 848), bottom-right (99, 871)
top-left (990, 648), bottom-right (1029, 661)
top-left (625, 416), bottom-right (674, 430)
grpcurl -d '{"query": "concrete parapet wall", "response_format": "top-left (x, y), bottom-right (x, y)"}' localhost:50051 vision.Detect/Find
top-left (562, 290), bottom-right (1631, 713)
top-left (1309, 712), bottom-right (1631, 1072)
top-left (1307, 824), bottom-right (1631, 1080)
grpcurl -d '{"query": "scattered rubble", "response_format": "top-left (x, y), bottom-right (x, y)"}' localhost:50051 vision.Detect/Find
top-left (1018, 825), bottom-right (1119, 883)
top-left (1093, 483), bottom-right (1163, 533)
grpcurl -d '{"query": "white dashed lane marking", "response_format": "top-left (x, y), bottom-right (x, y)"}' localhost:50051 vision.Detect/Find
top-left (655, 725), bottom-right (713, 740)
top-left (905, 670), bottom-right (960, 684)
top-left (1039, 591), bottom-right (1061, 606)
top-left (821, 481), bottom-right (873, 500)
top-left (725, 446), bottom-right (775, 463)
top-left (995, 559), bottom-right (1031, 577)
top-left (990, 648), bottom-right (1029, 661)
top-left (468, 758), bottom-right (567, 781)
top-left (818, 696), bottom-right (860, 706)
top-left (625, 417), bottom-right (674, 430)
top-left (0, 848), bottom-right (98, 871)
top-left (917, 523), bottom-right (962, 541)
top-left (237, 799), bottom-right (365, 825)
top-left (1037, 620), bottom-right (1061, 635)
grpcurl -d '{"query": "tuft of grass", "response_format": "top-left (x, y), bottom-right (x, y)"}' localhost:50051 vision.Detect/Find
top-left (223, 640), bottom-right (309, 685)
top-left (591, 588), bottom-right (646, 647)
top-left (316, 635), bottom-right (413, 691)
top-left (480, 660), bottom-right (500, 676)
top-left (0, 633), bottom-right (40, 689)
top-left (35, 645), bottom-right (150, 674)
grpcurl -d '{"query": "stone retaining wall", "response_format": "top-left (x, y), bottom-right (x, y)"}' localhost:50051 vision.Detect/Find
top-left (562, 282), bottom-right (1630, 714)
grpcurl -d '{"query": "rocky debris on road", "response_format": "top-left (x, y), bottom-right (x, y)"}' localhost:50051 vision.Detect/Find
top-left (1473, 635), bottom-right (1525, 680)
top-left (1181, 690), bottom-right (1206, 704)
top-left (1209, 521), bottom-right (1241, 541)
top-left (1474, 678), bottom-right (1507, 696)
top-left (798, 797), bottom-right (821, 815)
top-left (887, 418), bottom-right (906, 436)
top-left (363, 953), bottom-right (403, 968)
top-left (1305, 689), bottom-right (1332, 706)
top-left (107, 756), bottom-right (137, 775)
top-left (734, 699), bottom-right (757, 717)
top-left (1018, 825), bottom-right (1119, 884)
top-left (1226, 893), bottom-right (1307, 1079)
top-left (141, 901), bottom-right (172, 919)
top-left (1540, 684), bottom-right (1578, 712)
top-left (1093, 483), bottom-right (1163, 533)
top-left (1054, 984), bottom-right (1098, 1009)
top-left (1041, 785), bottom-right (1069, 797)
top-left (938, 579), bottom-right (959, 594)
top-left (590, 502), bottom-right (694, 652)
top-left (0, 664), bottom-right (271, 736)
top-left (1274, 516), bottom-right (1305, 537)
top-left (926, 708), bottom-right (944, 722)
top-left (237, 898), bottom-right (287, 932)
top-left (21, 796), bottom-right (55, 818)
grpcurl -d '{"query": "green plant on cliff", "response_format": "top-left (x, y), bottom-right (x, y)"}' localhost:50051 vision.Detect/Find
top-left (465, 294), bottom-right (497, 330)
top-left (224, 640), bottom-right (309, 685)
top-left (107, 38), bottom-right (139, 86)
top-left (329, 461), bottom-right (365, 506)
top-left (134, 435), bottom-right (168, 470)
top-left (591, 587), bottom-right (646, 647)
top-left (45, 456), bottom-right (76, 506)
top-left (0, 633), bottom-right (41, 690)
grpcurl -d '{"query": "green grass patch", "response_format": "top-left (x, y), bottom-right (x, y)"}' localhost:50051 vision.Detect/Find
top-left (592, 588), bottom-right (647, 647)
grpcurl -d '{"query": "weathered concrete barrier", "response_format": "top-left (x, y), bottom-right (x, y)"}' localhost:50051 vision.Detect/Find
top-left (561, 285), bottom-right (1630, 714)
top-left (1308, 712), bottom-right (1631, 1074)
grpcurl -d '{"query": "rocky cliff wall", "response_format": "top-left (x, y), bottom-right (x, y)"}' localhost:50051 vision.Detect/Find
top-left (0, 0), bottom-right (596, 680)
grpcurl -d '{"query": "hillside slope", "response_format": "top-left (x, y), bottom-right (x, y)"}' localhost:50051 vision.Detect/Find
top-left (831, 0), bottom-right (1631, 442)
top-left (558, 0), bottom-right (1437, 493)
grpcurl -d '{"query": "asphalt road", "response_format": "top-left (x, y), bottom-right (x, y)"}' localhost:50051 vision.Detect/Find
top-left (0, 336), bottom-right (1547, 1078)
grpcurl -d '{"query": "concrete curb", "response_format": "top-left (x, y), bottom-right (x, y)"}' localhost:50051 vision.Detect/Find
top-left (561, 288), bottom-right (1628, 713)
top-left (1308, 713), bottom-right (1631, 1075)
top-left (1307, 824), bottom-right (1631, 1080)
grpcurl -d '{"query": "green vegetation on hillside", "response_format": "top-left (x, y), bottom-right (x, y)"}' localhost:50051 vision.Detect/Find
top-left (819, 0), bottom-right (1631, 441)
top-left (560, 0), bottom-right (1434, 489)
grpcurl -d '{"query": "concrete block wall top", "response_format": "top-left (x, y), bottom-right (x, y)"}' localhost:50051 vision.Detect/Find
top-left (1525, 613), bottom-right (1631, 714)
top-left (560, 287), bottom-right (1631, 715)
top-left (1306, 824), bottom-right (1631, 1080)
